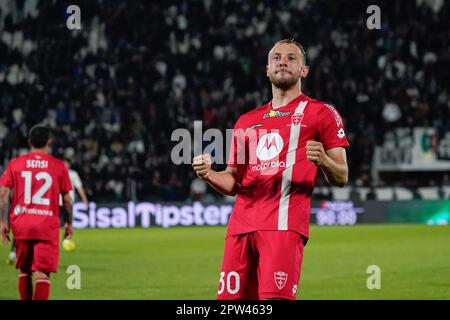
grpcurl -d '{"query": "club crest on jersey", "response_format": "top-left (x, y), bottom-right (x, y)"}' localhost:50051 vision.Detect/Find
top-left (274, 271), bottom-right (288, 290)
top-left (263, 110), bottom-right (291, 119)
top-left (291, 113), bottom-right (304, 126)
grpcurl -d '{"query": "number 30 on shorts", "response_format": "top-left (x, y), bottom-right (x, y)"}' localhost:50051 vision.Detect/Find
top-left (218, 271), bottom-right (240, 295)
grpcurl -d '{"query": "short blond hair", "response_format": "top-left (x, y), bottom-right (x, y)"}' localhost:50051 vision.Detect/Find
top-left (272, 39), bottom-right (307, 64)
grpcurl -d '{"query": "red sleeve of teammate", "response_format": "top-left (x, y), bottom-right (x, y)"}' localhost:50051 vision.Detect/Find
top-left (60, 164), bottom-right (73, 195)
top-left (0, 161), bottom-right (14, 189)
top-left (227, 118), bottom-right (247, 169)
top-left (317, 104), bottom-right (350, 150)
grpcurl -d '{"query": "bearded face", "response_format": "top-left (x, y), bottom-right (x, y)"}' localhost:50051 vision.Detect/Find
top-left (268, 68), bottom-right (301, 90)
top-left (266, 43), bottom-right (307, 90)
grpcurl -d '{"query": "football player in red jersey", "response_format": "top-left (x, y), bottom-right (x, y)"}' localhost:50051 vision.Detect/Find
top-left (0, 125), bottom-right (73, 300)
top-left (193, 39), bottom-right (349, 300)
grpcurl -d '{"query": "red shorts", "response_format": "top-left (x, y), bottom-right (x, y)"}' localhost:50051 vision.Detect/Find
top-left (15, 239), bottom-right (59, 273)
top-left (217, 230), bottom-right (305, 300)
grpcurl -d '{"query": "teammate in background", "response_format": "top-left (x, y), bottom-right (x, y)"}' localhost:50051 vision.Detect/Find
top-left (0, 125), bottom-right (73, 300)
top-left (64, 159), bottom-right (89, 206)
top-left (57, 160), bottom-right (88, 251)
top-left (193, 39), bottom-right (349, 300)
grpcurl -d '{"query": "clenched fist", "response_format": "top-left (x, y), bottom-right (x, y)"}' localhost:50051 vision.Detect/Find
top-left (306, 141), bottom-right (328, 167)
top-left (192, 154), bottom-right (213, 180)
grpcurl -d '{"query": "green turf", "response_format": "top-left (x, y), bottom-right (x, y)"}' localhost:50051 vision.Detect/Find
top-left (0, 225), bottom-right (449, 300)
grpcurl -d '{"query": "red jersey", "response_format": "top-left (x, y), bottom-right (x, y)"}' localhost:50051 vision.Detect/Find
top-left (227, 94), bottom-right (349, 239)
top-left (0, 152), bottom-right (72, 242)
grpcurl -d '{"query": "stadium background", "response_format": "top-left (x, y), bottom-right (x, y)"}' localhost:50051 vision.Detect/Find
top-left (0, 0), bottom-right (449, 299)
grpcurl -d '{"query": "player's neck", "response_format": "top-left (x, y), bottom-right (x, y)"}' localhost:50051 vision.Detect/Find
top-left (271, 85), bottom-right (302, 109)
top-left (30, 147), bottom-right (48, 154)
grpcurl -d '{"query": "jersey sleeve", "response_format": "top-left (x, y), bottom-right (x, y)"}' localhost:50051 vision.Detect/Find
top-left (227, 117), bottom-right (247, 169)
top-left (317, 104), bottom-right (350, 150)
top-left (0, 161), bottom-right (14, 189)
top-left (61, 165), bottom-right (73, 195)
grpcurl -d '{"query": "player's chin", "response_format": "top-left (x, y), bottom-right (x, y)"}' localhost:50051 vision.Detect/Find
top-left (270, 77), bottom-right (298, 90)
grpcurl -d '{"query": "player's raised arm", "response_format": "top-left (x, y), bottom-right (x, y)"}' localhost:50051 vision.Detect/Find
top-left (306, 142), bottom-right (348, 187)
top-left (192, 154), bottom-right (242, 196)
top-left (0, 186), bottom-right (11, 245)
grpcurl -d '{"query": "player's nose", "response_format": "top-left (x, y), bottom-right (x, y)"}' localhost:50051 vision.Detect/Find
top-left (277, 58), bottom-right (288, 67)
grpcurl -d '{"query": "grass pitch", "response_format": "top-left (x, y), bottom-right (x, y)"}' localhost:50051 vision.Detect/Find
top-left (0, 224), bottom-right (449, 300)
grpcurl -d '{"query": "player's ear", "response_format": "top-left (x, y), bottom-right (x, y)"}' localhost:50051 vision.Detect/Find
top-left (266, 64), bottom-right (269, 77)
top-left (47, 138), bottom-right (53, 147)
top-left (27, 139), bottom-right (32, 148)
top-left (300, 65), bottom-right (309, 78)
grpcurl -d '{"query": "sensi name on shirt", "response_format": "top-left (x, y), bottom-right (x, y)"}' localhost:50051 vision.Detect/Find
top-left (26, 159), bottom-right (48, 168)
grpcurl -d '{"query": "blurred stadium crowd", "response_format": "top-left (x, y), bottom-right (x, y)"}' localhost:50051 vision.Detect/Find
top-left (0, 0), bottom-right (449, 202)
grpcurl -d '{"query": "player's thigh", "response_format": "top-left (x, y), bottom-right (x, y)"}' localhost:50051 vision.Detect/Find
top-left (14, 239), bottom-right (34, 273)
top-left (217, 233), bottom-right (258, 300)
top-left (255, 230), bottom-right (305, 300)
top-left (33, 240), bottom-right (59, 273)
